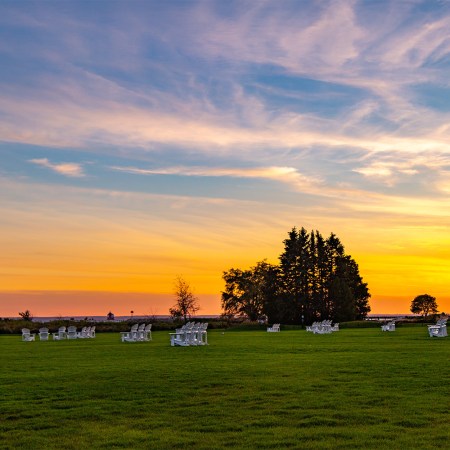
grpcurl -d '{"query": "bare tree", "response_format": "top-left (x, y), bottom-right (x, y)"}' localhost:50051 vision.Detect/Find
top-left (170, 276), bottom-right (200, 323)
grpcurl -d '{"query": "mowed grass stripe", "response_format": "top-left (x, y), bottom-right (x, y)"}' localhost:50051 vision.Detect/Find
top-left (0, 328), bottom-right (448, 449)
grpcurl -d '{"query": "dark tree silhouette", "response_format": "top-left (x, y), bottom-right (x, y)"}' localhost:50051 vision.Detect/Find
top-left (222, 227), bottom-right (371, 324)
top-left (170, 276), bottom-right (200, 323)
top-left (18, 310), bottom-right (32, 321)
top-left (410, 294), bottom-right (438, 318)
top-left (222, 260), bottom-right (278, 321)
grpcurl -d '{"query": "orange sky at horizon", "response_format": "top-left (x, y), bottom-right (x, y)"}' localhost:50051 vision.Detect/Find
top-left (1, 291), bottom-right (449, 319)
top-left (1, 179), bottom-right (450, 317)
top-left (1, 205), bottom-right (449, 318)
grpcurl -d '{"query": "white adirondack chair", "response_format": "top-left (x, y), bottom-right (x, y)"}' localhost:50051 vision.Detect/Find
top-left (267, 323), bottom-right (280, 332)
top-left (170, 323), bottom-right (190, 346)
top-left (309, 320), bottom-right (333, 334)
top-left (192, 323), bottom-right (205, 345)
top-left (198, 322), bottom-right (208, 345)
top-left (428, 317), bottom-right (448, 337)
top-left (324, 320), bottom-right (333, 333)
top-left (170, 332), bottom-right (189, 346)
top-left (121, 324), bottom-right (139, 342)
top-left (142, 324), bottom-right (152, 341)
top-left (136, 323), bottom-right (146, 341)
top-left (381, 321), bottom-right (395, 332)
top-left (313, 321), bottom-right (323, 334)
top-left (312, 320), bottom-right (324, 334)
top-left (184, 322), bottom-right (197, 345)
top-left (77, 327), bottom-right (88, 338)
top-left (88, 326), bottom-right (96, 338)
top-left (52, 326), bottom-right (66, 340)
top-left (22, 328), bottom-right (35, 342)
top-left (38, 327), bottom-right (50, 341)
top-left (67, 326), bottom-right (78, 339)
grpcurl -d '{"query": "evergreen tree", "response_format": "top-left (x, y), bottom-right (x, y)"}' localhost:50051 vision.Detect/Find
top-left (279, 227), bottom-right (312, 323)
top-left (314, 230), bottom-right (329, 320)
top-left (343, 257), bottom-right (371, 319)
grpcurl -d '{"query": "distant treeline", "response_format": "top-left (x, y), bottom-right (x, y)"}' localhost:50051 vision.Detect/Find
top-left (0, 317), bottom-right (438, 335)
top-left (222, 227), bottom-right (372, 325)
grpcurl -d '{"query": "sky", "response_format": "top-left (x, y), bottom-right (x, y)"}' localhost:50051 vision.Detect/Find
top-left (1, 0), bottom-right (450, 318)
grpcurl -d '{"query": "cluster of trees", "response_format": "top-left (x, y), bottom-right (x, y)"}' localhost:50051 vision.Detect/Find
top-left (222, 227), bottom-right (371, 324)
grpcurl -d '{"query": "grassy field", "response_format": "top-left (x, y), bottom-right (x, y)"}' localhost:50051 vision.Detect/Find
top-left (1, 327), bottom-right (449, 449)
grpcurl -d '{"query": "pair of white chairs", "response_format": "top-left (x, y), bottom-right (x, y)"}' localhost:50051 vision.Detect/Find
top-left (169, 322), bottom-right (208, 346)
top-left (68, 325), bottom-right (96, 339)
top-left (306, 320), bottom-right (339, 334)
top-left (428, 317), bottom-right (448, 338)
top-left (381, 321), bottom-right (396, 332)
top-left (121, 323), bottom-right (152, 342)
top-left (267, 323), bottom-right (280, 332)
top-left (76, 326), bottom-right (96, 338)
top-left (22, 327), bottom-right (52, 341)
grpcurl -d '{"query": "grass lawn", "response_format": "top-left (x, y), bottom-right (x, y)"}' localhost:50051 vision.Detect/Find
top-left (1, 327), bottom-right (449, 449)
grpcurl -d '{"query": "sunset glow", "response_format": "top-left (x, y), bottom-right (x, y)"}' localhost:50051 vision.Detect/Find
top-left (1, 0), bottom-right (450, 317)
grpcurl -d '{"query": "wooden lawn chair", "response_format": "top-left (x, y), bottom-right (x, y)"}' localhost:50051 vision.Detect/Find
top-left (143, 324), bottom-right (152, 341)
top-left (121, 324), bottom-right (139, 342)
top-left (67, 326), bottom-right (78, 339)
top-left (428, 317), bottom-right (448, 337)
top-left (22, 328), bottom-right (35, 342)
top-left (52, 326), bottom-right (67, 340)
top-left (267, 323), bottom-right (280, 332)
top-left (38, 327), bottom-right (50, 341)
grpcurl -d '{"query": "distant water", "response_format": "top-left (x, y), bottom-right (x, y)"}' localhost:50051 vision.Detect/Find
top-left (366, 313), bottom-right (420, 320)
top-left (9, 313), bottom-right (418, 322)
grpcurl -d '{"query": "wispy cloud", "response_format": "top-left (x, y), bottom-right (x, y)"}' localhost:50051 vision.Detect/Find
top-left (1, 0), bottom-right (450, 172)
top-left (28, 158), bottom-right (85, 177)
top-left (110, 164), bottom-right (322, 192)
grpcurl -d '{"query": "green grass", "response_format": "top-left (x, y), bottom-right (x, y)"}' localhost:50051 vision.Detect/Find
top-left (1, 328), bottom-right (449, 449)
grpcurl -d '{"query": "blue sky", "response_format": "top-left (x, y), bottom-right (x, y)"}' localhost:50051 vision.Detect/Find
top-left (1, 0), bottom-right (450, 315)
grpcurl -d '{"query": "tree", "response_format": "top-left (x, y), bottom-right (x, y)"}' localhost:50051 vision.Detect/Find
top-left (222, 226), bottom-right (371, 325)
top-left (342, 257), bottom-right (371, 320)
top-left (278, 228), bottom-right (370, 323)
top-left (18, 310), bottom-right (32, 321)
top-left (410, 294), bottom-right (438, 318)
top-left (222, 260), bottom-right (279, 321)
top-left (170, 276), bottom-right (200, 323)
top-left (279, 227), bottom-right (312, 323)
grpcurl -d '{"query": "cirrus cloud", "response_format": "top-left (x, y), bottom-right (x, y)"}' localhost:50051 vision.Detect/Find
top-left (28, 158), bottom-right (85, 177)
